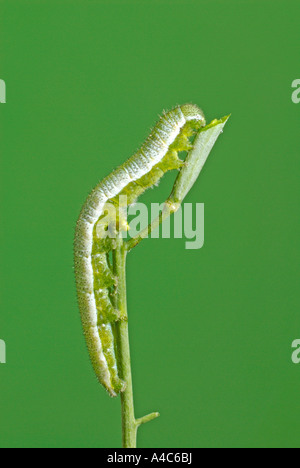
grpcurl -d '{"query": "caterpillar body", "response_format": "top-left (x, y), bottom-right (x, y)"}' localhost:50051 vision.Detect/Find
top-left (74, 104), bottom-right (206, 397)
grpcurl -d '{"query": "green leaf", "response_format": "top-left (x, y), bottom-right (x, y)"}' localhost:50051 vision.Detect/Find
top-left (171, 115), bottom-right (230, 203)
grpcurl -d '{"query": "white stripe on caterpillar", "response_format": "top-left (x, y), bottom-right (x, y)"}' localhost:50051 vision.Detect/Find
top-left (74, 104), bottom-right (206, 397)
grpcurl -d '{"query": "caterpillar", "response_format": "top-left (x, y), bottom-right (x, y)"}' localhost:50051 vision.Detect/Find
top-left (74, 104), bottom-right (206, 397)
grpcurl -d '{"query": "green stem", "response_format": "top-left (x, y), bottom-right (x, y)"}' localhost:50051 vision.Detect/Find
top-left (113, 117), bottom-right (229, 445)
top-left (113, 235), bottom-right (159, 448)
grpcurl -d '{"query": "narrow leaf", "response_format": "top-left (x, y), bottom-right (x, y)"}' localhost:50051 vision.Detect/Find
top-left (171, 115), bottom-right (230, 203)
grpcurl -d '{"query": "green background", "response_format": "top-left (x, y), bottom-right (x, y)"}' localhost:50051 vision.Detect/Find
top-left (0, 0), bottom-right (299, 448)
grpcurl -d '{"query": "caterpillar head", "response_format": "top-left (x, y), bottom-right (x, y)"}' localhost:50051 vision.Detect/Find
top-left (180, 103), bottom-right (206, 127)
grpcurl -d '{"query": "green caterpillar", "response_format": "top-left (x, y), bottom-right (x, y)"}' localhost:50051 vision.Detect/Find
top-left (74, 104), bottom-right (206, 397)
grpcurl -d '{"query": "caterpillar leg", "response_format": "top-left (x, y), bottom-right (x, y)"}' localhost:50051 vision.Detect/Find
top-left (84, 324), bottom-right (125, 397)
top-left (95, 288), bottom-right (127, 322)
top-left (98, 323), bottom-right (126, 394)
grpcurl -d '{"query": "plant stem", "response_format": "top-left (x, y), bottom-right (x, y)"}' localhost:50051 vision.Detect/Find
top-left (113, 235), bottom-right (159, 448)
top-left (113, 237), bottom-right (136, 447)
